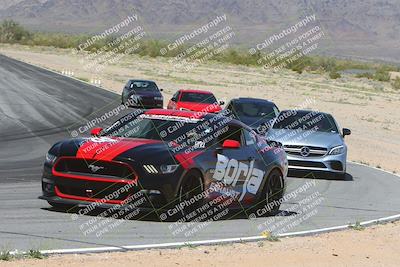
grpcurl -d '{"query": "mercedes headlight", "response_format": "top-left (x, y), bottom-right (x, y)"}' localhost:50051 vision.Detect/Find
top-left (159, 164), bottom-right (179, 174)
top-left (154, 96), bottom-right (163, 101)
top-left (45, 152), bottom-right (57, 165)
top-left (329, 145), bottom-right (345, 155)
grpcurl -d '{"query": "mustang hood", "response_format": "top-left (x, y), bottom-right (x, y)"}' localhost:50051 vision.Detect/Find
top-left (52, 137), bottom-right (163, 161)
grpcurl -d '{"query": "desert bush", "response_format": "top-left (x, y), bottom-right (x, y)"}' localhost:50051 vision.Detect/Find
top-left (1, 19), bottom-right (398, 78)
top-left (319, 57), bottom-right (337, 72)
top-left (136, 40), bottom-right (165, 57)
top-left (374, 68), bottom-right (391, 82)
top-left (356, 72), bottom-right (374, 79)
top-left (329, 71), bottom-right (341, 79)
top-left (28, 249), bottom-right (45, 259)
top-left (0, 20), bottom-right (31, 43)
top-left (392, 77), bottom-right (400, 90)
top-left (214, 48), bottom-right (261, 66)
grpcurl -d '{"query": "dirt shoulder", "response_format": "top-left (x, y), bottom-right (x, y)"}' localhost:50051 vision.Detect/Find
top-left (1, 220), bottom-right (399, 267)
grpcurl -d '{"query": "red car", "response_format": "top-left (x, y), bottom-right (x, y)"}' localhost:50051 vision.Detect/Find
top-left (167, 89), bottom-right (223, 113)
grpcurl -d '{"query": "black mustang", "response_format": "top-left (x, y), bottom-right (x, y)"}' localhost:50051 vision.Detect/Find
top-left (40, 109), bottom-right (287, 219)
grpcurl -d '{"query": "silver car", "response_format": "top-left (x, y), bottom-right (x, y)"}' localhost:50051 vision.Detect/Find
top-left (266, 110), bottom-right (351, 179)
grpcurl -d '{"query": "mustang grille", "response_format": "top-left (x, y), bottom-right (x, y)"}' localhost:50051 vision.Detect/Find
top-left (54, 158), bottom-right (136, 180)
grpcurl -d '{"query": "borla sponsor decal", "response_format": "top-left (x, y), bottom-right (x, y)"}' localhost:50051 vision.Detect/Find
top-left (213, 154), bottom-right (264, 201)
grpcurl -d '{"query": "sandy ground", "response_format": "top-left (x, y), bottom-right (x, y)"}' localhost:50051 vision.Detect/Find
top-left (1, 220), bottom-right (399, 267)
top-left (1, 44), bottom-right (399, 174)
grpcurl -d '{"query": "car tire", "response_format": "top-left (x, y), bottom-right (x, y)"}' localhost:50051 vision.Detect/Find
top-left (176, 171), bottom-right (204, 221)
top-left (257, 169), bottom-right (285, 215)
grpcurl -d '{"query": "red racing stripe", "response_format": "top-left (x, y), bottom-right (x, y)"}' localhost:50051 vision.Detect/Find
top-left (54, 186), bottom-right (126, 204)
top-left (76, 137), bottom-right (159, 160)
top-left (174, 151), bottom-right (203, 169)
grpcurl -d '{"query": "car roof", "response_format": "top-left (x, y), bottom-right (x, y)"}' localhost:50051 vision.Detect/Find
top-left (144, 109), bottom-right (209, 119)
top-left (280, 109), bottom-right (332, 116)
top-left (231, 97), bottom-right (276, 105)
top-left (179, 89), bottom-right (214, 94)
top-left (129, 79), bottom-right (156, 83)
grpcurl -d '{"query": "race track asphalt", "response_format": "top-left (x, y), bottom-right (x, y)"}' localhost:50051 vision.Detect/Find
top-left (0, 54), bottom-right (399, 252)
top-left (0, 54), bottom-right (124, 183)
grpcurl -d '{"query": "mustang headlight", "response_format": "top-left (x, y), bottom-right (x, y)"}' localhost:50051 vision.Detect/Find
top-left (143, 164), bottom-right (179, 174)
top-left (45, 152), bottom-right (57, 165)
top-left (179, 107), bottom-right (190, 111)
top-left (329, 145), bottom-right (345, 155)
top-left (159, 164), bottom-right (179, 174)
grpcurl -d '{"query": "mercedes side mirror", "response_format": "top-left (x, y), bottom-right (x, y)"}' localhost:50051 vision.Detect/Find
top-left (342, 128), bottom-right (351, 137)
top-left (90, 127), bottom-right (103, 136)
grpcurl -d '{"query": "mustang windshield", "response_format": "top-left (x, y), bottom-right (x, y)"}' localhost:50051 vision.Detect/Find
top-left (104, 114), bottom-right (209, 142)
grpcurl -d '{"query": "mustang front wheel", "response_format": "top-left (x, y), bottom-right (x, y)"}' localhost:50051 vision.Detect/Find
top-left (177, 171), bottom-right (204, 220)
top-left (262, 169), bottom-right (285, 215)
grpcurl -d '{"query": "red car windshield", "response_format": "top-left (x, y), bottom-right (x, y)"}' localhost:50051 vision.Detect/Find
top-left (180, 92), bottom-right (217, 104)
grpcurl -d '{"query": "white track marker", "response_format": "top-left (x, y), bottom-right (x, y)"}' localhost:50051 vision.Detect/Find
top-left (39, 212), bottom-right (400, 255)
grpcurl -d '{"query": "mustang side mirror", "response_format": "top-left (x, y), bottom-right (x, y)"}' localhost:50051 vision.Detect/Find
top-left (222, 139), bottom-right (240, 149)
top-left (342, 128), bottom-right (351, 137)
top-left (90, 127), bottom-right (103, 136)
top-left (219, 100), bottom-right (225, 106)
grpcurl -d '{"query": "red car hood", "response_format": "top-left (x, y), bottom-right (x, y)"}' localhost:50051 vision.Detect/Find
top-left (76, 136), bottom-right (160, 161)
top-left (178, 101), bottom-right (222, 113)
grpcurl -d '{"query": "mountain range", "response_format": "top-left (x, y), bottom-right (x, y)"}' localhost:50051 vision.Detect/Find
top-left (1, 0), bottom-right (399, 63)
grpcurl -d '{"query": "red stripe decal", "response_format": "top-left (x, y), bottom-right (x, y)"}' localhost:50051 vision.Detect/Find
top-left (76, 137), bottom-right (159, 160)
top-left (175, 151), bottom-right (202, 169)
top-left (55, 186), bottom-right (125, 205)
